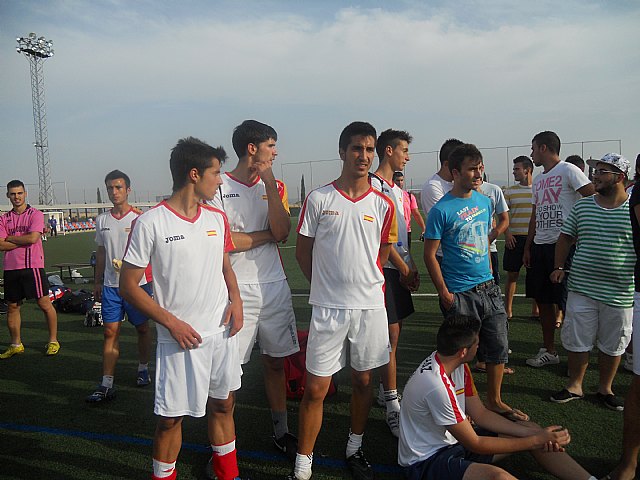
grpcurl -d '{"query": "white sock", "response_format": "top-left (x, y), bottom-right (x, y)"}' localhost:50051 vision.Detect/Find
top-left (101, 375), bottom-right (114, 388)
top-left (152, 459), bottom-right (176, 478)
top-left (345, 431), bottom-right (363, 458)
top-left (138, 362), bottom-right (149, 372)
top-left (384, 389), bottom-right (400, 413)
top-left (294, 452), bottom-right (313, 480)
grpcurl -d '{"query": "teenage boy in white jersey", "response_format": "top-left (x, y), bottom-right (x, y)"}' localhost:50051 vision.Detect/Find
top-left (398, 315), bottom-right (596, 480)
top-left (290, 122), bottom-right (397, 480)
top-left (86, 170), bottom-right (153, 404)
top-left (549, 154), bottom-right (634, 412)
top-left (209, 120), bottom-right (299, 458)
top-left (371, 128), bottom-right (418, 437)
top-left (523, 131), bottom-right (594, 369)
top-left (120, 137), bottom-right (245, 480)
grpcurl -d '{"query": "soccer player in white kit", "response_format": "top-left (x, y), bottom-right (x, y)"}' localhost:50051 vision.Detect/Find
top-left (86, 170), bottom-right (153, 403)
top-left (209, 120), bottom-right (299, 458)
top-left (289, 122), bottom-right (397, 480)
top-left (120, 138), bottom-right (245, 480)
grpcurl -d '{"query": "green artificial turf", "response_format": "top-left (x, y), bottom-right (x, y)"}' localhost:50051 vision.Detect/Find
top-left (0, 221), bottom-right (630, 479)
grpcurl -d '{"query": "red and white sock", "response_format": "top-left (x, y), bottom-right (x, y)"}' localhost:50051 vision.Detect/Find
top-left (211, 439), bottom-right (239, 480)
top-left (152, 458), bottom-right (176, 479)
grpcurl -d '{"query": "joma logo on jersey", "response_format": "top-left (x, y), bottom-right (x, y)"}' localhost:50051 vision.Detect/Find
top-left (223, 193), bottom-right (240, 198)
top-left (165, 234), bottom-right (185, 243)
top-left (321, 210), bottom-right (340, 216)
top-left (101, 227), bottom-right (110, 231)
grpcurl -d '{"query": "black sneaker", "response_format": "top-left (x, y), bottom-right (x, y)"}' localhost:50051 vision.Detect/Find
top-left (550, 388), bottom-right (583, 404)
top-left (597, 392), bottom-right (624, 411)
top-left (346, 448), bottom-right (374, 480)
top-left (273, 432), bottom-right (298, 462)
top-left (284, 473), bottom-right (300, 480)
top-left (85, 385), bottom-right (116, 403)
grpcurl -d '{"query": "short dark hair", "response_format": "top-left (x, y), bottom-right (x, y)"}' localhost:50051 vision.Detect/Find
top-left (635, 154), bottom-right (640, 182)
top-left (375, 129), bottom-right (412, 162)
top-left (170, 137), bottom-right (227, 192)
top-left (513, 155), bottom-right (534, 171)
top-left (392, 171), bottom-right (404, 181)
top-left (6, 180), bottom-right (25, 191)
top-left (232, 120), bottom-right (277, 159)
top-left (448, 144), bottom-right (483, 175)
top-left (565, 155), bottom-right (585, 172)
top-left (532, 131), bottom-right (561, 155)
top-left (339, 122), bottom-right (377, 152)
top-left (436, 315), bottom-right (481, 356)
top-left (439, 138), bottom-right (464, 165)
top-left (104, 170), bottom-right (131, 188)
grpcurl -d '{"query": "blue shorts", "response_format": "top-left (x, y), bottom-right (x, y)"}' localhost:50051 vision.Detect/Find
top-left (404, 431), bottom-right (496, 480)
top-left (101, 283), bottom-right (152, 326)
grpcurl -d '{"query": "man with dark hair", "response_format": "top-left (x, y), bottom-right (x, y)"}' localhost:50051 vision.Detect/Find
top-left (0, 180), bottom-right (59, 359)
top-left (524, 131), bottom-right (594, 368)
top-left (209, 120), bottom-right (300, 459)
top-left (85, 169), bottom-right (153, 403)
top-left (120, 137), bottom-right (246, 480)
top-left (291, 121), bottom-right (396, 480)
top-left (421, 138), bottom-right (464, 260)
top-left (503, 156), bottom-right (538, 320)
top-left (371, 129), bottom-right (418, 437)
top-left (424, 144), bottom-right (525, 421)
top-left (606, 153), bottom-right (640, 480)
top-left (549, 154), bottom-right (633, 411)
top-left (565, 155), bottom-right (585, 172)
top-left (398, 316), bottom-right (597, 480)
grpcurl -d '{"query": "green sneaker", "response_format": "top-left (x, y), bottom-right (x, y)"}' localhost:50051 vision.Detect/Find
top-left (0, 343), bottom-right (25, 359)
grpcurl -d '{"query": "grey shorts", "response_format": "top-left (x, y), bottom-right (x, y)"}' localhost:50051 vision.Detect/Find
top-left (440, 281), bottom-right (509, 363)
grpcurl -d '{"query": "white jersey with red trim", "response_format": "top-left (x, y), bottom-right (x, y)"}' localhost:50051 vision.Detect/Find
top-left (398, 351), bottom-right (478, 467)
top-left (123, 201), bottom-right (234, 343)
top-left (370, 173), bottom-right (408, 269)
top-left (297, 182), bottom-right (397, 309)
top-left (95, 208), bottom-right (147, 287)
top-left (209, 173), bottom-right (289, 284)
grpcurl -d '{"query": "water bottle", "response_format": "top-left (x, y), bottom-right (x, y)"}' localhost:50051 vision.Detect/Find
top-left (396, 241), bottom-right (415, 270)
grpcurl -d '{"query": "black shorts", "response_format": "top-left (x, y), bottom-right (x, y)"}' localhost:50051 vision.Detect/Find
top-left (525, 243), bottom-right (571, 310)
top-left (502, 235), bottom-right (527, 272)
top-left (383, 268), bottom-right (415, 325)
top-left (4, 268), bottom-right (50, 303)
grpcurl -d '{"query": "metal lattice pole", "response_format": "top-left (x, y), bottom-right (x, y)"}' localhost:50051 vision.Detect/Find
top-left (17, 33), bottom-right (55, 205)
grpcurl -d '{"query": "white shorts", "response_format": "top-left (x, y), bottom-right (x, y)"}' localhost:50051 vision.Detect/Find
top-left (154, 330), bottom-right (242, 418)
top-left (633, 292), bottom-right (640, 375)
top-left (306, 306), bottom-right (390, 377)
top-left (236, 280), bottom-right (300, 364)
top-left (561, 292), bottom-right (632, 356)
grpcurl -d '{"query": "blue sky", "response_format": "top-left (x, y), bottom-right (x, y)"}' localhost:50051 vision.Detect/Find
top-left (1, 0), bottom-right (639, 203)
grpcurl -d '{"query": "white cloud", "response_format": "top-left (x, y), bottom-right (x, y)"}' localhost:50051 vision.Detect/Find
top-left (1, 1), bottom-right (639, 201)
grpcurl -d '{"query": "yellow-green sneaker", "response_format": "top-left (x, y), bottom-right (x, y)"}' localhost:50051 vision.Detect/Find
top-left (45, 341), bottom-right (60, 356)
top-left (0, 343), bottom-right (25, 359)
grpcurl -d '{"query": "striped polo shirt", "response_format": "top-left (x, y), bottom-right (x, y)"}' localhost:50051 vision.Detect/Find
top-left (561, 195), bottom-right (634, 308)
top-left (503, 184), bottom-right (532, 236)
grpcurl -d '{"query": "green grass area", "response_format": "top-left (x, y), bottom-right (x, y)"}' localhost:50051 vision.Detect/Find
top-left (0, 223), bottom-right (630, 480)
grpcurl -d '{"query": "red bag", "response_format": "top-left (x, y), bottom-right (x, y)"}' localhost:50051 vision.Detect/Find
top-left (284, 330), bottom-right (337, 400)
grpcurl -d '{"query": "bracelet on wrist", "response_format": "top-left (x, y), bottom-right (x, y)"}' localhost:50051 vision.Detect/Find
top-left (553, 267), bottom-right (566, 271)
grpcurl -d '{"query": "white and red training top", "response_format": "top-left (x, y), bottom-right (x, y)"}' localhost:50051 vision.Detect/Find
top-left (209, 172), bottom-right (289, 284)
top-left (398, 351), bottom-right (477, 467)
top-left (124, 201), bottom-right (234, 343)
top-left (297, 182), bottom-right (397, 309)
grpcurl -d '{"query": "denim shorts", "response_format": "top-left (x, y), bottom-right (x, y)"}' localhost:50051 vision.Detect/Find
top-left (440, 281), bottom-right (509, 363)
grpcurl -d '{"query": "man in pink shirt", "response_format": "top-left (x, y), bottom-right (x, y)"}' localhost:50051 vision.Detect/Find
top-left (0, 180), bottom-right (59, 358)
top-left (393, 171), bottom-right (425, 251)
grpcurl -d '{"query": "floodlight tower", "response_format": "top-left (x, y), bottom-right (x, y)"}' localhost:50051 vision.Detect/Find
top-left (16, 32), bottom-right (55, 205)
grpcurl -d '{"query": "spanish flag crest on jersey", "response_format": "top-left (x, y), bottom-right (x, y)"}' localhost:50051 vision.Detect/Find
top-left (207, 230), bottom-right (217, 236)
top-left (363, 214), bottom-right (374, 223)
